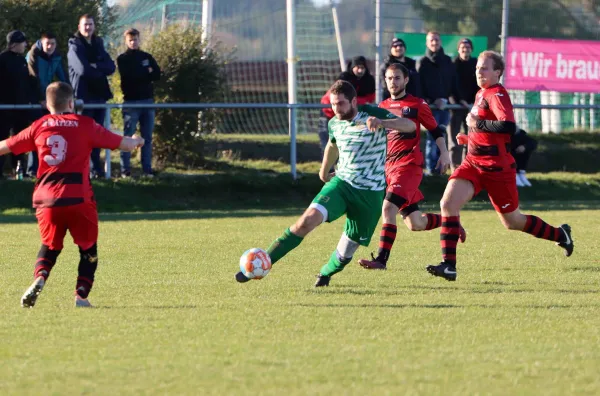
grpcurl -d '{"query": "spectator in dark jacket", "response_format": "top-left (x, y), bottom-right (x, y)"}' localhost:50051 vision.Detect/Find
top-left (67, 14), bottom-right (116, 178)
top-left (380, 37), bottom-right (421, 99)
top-left (417, 31), bottom-right (465, 174)
top-left (117, 29), bottom-right (161, 178)
top-left (448, 38), bottom-right (479, 170)
top-left (338, 56), bottom-right (376, 105)
top-left (0, 30), bottom-right (36, 179)
top-left (26, 31), bottom-right (69, 175)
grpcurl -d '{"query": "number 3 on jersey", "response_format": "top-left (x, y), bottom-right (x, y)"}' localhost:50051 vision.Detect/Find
top-left (44, 135), bottom-right (68, 166)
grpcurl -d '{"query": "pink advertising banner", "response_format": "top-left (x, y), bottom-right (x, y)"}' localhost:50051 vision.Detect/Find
top-left (504, 37), bottom-right (600, 93)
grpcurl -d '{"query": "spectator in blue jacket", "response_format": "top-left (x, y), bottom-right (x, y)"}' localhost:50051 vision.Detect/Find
top-left (68, 13), bottom-right (115, 178)
top-left (27, 31), bottom-right (68, 175)
top-left (27, 32), bottom-right (68, 99)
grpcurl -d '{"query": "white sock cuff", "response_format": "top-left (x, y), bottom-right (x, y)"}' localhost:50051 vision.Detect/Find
top-left (309, 203), bottom-right (328, 223)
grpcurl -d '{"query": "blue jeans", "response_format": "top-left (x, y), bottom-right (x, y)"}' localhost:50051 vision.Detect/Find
top-left (120, 99), bottom-right (155, 174)
top-left (425, 108), bottom-right (450, 173)
top-left (83, 101), bottom-right (107, 177)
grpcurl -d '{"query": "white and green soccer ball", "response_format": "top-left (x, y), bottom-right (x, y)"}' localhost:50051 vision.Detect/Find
top-left (239, 248), bottom-right (272, 280)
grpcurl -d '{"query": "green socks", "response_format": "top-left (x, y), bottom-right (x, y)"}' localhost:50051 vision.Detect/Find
top-left (266, 228), bottom-right (304, 265)
top-left (319, 251), bottom-right (351, 277)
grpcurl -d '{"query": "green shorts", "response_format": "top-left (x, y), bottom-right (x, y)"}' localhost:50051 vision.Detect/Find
top-left (310, 176), bottom-right (384, 246)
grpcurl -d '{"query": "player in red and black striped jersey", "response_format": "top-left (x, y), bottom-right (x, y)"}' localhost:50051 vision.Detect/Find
top-left (0, 82), bottom-right (144, 307)
top-left (359, 63), bottom-right (465, 270)
top-left (427, 51), bottom-right (574, 282)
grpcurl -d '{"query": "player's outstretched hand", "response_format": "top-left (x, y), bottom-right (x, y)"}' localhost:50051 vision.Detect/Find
top-left (366, 116), bottom-right (382, 132)
top-left (436, 151), bottom-right (451, 174)
top-left (133, 135), bottom-right (145, 148)
top-left (120, 135), bottom-right (145, 152)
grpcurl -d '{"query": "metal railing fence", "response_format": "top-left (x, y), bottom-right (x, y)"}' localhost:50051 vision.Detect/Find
top-left (1, 101), bottom-right (598, 180)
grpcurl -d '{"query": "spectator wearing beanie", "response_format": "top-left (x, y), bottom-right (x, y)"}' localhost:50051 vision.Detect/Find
top-left (381, 37), bottom-right (421, 100)
top-left (338, 56), bottom-right (376, 105)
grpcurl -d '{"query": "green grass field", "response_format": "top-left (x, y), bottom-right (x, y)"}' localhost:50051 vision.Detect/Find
top-left (1, 203), bottom-right (599, 395)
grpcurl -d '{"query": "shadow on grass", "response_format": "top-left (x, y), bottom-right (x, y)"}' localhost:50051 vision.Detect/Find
top-left (568, 266), bottom-right (600, 272)
top-left (95, 305), bottom-right (198, 309)
top-left (309, 284), bottom-right (600, 298)
top-left (293, 302), bottom-right (599, 309)
top-left (293, 302), bottom-right (462, 309)
top-left (0, 207), bottom-right (306, 224)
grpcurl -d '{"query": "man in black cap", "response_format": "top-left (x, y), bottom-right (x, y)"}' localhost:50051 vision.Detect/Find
top-left (338, 56), bottom-right (376, 105)
top-left (381, 37), bottom-right (420, 100)
top-left (0, 30), bottom-right (36, 179)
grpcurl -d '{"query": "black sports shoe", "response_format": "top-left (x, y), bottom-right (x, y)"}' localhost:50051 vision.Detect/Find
top-left (235, 271), bottom-right (250, 283)
top-left (426, 262), bottom-right (457, 281)
top-left (314, 274), bottom-right (331, 287)
top-left (557, 224), bottom-right (574, 257)
top-left (21, 276), bottom-right (45, 308)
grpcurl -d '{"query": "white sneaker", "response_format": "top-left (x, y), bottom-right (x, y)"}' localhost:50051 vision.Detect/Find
top-left (516, 173), bottom-right (525, 187)
top-left (519, 171), bottom-right (532, 187)
top-left (75, 295), bottom-right (93, 308)
top-left (21, 276), bottom-right (45, 308)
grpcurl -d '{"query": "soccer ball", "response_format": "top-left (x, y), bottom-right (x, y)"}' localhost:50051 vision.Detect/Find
top-left (239, 248), bottom-right (272, 280)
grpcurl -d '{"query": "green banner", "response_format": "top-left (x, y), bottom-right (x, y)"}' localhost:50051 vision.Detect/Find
top-left (394, 33), bottom-right (488, 59)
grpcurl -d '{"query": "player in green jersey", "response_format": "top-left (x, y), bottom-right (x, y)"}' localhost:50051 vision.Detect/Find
top-left (235, 80), bottom-right (416, 286)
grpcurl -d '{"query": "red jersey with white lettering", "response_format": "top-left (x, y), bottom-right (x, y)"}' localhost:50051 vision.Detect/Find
top-left (6, 113), bottom-right (123, 208)
top-left (467, 84), bottom-right (516, 172)
top-left (379, 94), bottom-right (438, 168)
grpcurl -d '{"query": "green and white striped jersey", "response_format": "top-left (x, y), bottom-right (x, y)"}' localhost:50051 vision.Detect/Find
top-left (328, 105), bottom-right (396, 191)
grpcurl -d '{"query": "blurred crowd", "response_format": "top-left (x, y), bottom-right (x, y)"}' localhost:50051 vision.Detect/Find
top-left (0, 14), bottom-right (161, 180)
top-left (318, 32), bottom-right (537, 187)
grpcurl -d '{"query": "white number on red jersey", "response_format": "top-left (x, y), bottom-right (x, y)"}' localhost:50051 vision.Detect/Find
top-left (44, 135), bottom-right (68, 166)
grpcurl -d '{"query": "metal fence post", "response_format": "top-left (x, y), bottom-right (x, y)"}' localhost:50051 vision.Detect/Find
top-left (287, 0), bottom-right (298, 180)
top-left (290, 107), bottom-right (297, 180)
top-left (590, 94), bottom-right (596, 130)
top-left (104, 109), bottom-right (112, 179)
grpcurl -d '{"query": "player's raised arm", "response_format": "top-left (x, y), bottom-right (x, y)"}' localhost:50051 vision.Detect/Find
top-left (0, 125), bottom-right (36, 157)
top-left (418, 100), bottom-right (450, 173)
top-left (365, 105), bottom-right (416, 133)
top-left (319, 140), bottom-right (338, 183)
top-left (380, 116), bottom-right (415, 133)
top-left (366, 111), bottom-right (416, 134)
top-left (0, 140), bottom-right (10, 156)
top-left (119, 135), bottom-right (145, 152)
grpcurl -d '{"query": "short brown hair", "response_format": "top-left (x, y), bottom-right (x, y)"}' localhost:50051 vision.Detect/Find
top-left (79, 14), bottom-right (94, 23)
top-left (426, 31), bottom-right (440, 38)
top-left (46, 82), bottom-right (73, 110)
top-left (124, 28), bottom-right (139, 38)
top-left (329, 80), bottom-right (356, 102)
top-left (41, 32), bottom-right (56, 40)
top-left (479, 50), bottom-right (505, 77)
top-left (385, 63), bottom-right (409, 78)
